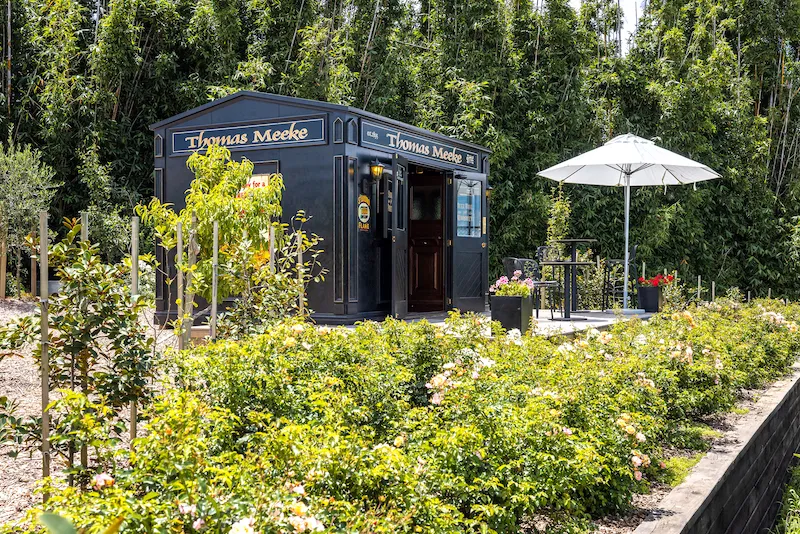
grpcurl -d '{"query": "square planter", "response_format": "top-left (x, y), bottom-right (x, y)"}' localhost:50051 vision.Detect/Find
top-left (638, 285), bottom-right (663, 313)
top-left (491, 295), bottom-right (534, 333)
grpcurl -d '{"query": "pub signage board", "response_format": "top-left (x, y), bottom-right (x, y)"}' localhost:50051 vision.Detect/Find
top-left (171, 117), bottom-right (325, 154)
top-left (361, 120), bottom-right (479, 171)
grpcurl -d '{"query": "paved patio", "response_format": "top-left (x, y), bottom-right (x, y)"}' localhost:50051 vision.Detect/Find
top-left (405, 308), bottom-right (652, 338)
top-left (188, 308), bottom-right (652, 339)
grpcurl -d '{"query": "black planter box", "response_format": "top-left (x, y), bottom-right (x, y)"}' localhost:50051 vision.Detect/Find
top-left (490, 295), bottom-right (534, 333)
top-left (638, 286), bottom-right (663, 313)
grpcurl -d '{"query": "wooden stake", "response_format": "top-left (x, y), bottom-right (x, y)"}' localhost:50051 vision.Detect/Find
top-left (768, 287), bottom-right (772, 299)
top-left (80, 212), bottom-right (88, 242)
top-left (641, 262), bottom-right (645, 279)
top-left (79, 211), bottom-right (88, 474)
top-left (130, 216), bottom-right (139, 446)
top-left (268, 224), bottom-right (275, 274)
top-left (30, 254), bottom-right (35, 296)
top-left (0, 226), bottom-right (7, 299)
top-left (211, 221), bottom-right (218, 340)
top-left (747, 290), bottom-right (751, 303)
top-left (297, 233), bottom-right (303, 314)
top-left (712, 281), bottom-right (716, 301)
top-left (697, 275), bottom-right (701, 300)
top-left (182, 213), bottom-right (198, 347)
top-left (39, 212), bottom-right (49, 496)
top-left (176, 222), bottom-right (183, 351)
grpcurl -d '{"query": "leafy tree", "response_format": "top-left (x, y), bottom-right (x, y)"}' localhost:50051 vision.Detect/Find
top-left (0, 141), bottom-right (59, 295)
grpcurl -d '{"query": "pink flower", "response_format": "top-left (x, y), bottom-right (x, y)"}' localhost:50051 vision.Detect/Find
top-left (513, 270), bottom-right (522, 278)
top-left (659, 461), bottom-right (667, 469)
top-left (636, 432), bottom-right (646, 443)
top-left (193, 518), bottom-right (206, 531)
top-left (634, 470), bottom-right (643, 481)
top-left (178, 503), bottom-right (197, 516)
top-left (562, 427), bottom-right (573, 436)
top-left (631, 455), bottom-right (643, 467)
top-left (92, 473), bottom-right (114, 490)
top-left (430, 392), bottom-right (444, 405)
top-left (497, 276), bottom-right (509, 285)
top-left (289, 516), bottom-right (307, 532)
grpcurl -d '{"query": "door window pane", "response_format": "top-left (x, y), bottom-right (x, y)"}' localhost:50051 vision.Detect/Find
top-left (411, 186), bottom-right (442, 221)
top-left (456, 179), bottom-right (482, 237)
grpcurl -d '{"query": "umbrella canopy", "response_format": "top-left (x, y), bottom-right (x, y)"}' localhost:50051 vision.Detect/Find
top-left (537, 134), bottom-right (720, 313)
top-left (538, 133), bottom-right (721, 185)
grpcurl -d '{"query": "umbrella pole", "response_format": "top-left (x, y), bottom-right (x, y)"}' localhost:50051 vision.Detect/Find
top-left (623, 172), bottom-right (631, 311)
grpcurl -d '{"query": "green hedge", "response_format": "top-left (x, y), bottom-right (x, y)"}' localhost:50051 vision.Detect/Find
top-left (5, 300), bottom-right (800, 534)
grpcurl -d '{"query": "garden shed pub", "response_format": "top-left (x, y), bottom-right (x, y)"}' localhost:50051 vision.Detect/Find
top-left (151, 91), bottom-right (491, 324)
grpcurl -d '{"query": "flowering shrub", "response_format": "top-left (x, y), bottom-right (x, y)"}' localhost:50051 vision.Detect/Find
top-left (490, 270), bottom-right (534, 297)
top-left (638, 273), bottom-right (675, 287)
top-left (3, 300), bottom-right (800, 533)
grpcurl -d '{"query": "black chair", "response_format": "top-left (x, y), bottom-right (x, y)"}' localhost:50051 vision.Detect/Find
top-left (602, 245), bottom-right (639, 310)
top-left (501, 257), bottom-right (559, 319)
top-left (536, 246), bottom-right (566, 312)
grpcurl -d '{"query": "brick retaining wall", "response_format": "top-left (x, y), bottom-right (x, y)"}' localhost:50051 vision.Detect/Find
top-left (634, 363), bottom-right (800, 534)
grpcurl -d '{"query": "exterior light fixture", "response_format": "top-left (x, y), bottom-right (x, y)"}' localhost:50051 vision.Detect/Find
top-left (370, 160), bottom-right (385, 181)
top-left (486, 184), bottom-right (493, 199)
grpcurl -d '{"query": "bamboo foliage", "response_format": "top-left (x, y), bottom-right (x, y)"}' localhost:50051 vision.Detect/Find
top-left (0, 0), bottom-right (798, 296)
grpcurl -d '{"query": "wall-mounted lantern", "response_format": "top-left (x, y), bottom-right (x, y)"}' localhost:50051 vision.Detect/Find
top-left (370, 159), bottom-right (385, 181)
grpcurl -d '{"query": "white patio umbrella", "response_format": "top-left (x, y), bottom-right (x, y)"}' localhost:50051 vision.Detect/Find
top-left (537, 133), bottom-right (721, 313)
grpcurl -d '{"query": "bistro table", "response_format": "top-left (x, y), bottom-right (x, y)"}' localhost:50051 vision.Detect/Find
top-left (554, 238), bottom-right (598, 312)
top-left (540, 260), bottom-right (594, 321)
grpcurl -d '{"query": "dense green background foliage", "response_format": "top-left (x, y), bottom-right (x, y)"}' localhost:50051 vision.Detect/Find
top-left (2, 0), bottom-right (800, 293)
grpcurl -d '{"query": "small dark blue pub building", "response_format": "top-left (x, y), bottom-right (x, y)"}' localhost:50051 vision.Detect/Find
top-left (150, 91), bottom-right (491, 324)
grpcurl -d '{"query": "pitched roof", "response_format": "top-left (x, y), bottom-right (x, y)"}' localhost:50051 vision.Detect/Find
top-left (149, 91), bottom-right (491, 154)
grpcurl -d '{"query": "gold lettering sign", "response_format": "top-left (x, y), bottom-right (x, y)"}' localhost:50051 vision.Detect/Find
top-left (172, 118), bottom-right (325, 154)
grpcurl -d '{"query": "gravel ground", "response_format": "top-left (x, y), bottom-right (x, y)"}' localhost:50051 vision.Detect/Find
top-left (0, 299), bottom-right (47, 523)
top-left (0, 299), bottom-right (177, 524)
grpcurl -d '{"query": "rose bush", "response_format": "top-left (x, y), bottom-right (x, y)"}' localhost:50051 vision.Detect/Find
top-left (3, 299), bottom-right (800, 533)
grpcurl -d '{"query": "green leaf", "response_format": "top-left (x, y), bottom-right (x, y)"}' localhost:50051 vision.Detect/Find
top-left (38, 513), bottom-right (77, 534)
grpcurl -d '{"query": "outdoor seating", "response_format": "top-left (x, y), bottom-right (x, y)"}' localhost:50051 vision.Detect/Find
top-left (501, 257), bottom-right (559, 319)
top-left (602, 245), bottom-right (639, 310)
top-left (535, 246), bottom-right (565, 310)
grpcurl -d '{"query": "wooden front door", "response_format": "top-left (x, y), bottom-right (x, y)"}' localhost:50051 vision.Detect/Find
top-left (408, 172), bottom-right (445, 312)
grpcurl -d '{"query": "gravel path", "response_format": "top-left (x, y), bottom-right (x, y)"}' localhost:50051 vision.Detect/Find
top-left (0, 299), bottom-right (47, 522)
top-left (0, 299), bottom-right (177, 523)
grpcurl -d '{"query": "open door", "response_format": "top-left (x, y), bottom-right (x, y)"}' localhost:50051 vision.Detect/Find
top-left (449, 172), bottom-right (487, 312)
top-left (391, 154), bottom-right (409, 319)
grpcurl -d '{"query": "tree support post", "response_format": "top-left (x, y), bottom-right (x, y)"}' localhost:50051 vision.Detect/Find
top-left (211, 221), bottom-right (218, 340)
top-left (130, 216), bottom-right (139, 446)
top-left (39, 211), bottom-right (49, 500)
top-left (176, 222), bottom-right (184, 351)
top-left (297, 233), bottom-right (303, 314)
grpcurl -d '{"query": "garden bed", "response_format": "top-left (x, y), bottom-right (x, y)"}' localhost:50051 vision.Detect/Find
top-left (2, 299), bottom-right (800, 533)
